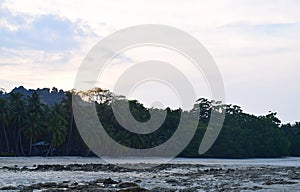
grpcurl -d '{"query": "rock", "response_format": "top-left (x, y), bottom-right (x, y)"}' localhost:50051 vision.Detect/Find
top-left (2, 166), bottom-right (19, 171)
top-left (134, 179), bottom-right (142, 183)
top-left (119, 182), bottom-right (140, 188)
top-left (41, 182), bottom-right (57, 188)
top-left (252, 186), bottom-right (263, 190)
top-left (104, 178), bottom-right (119, 185)
top-left (165, 179), bottom-right (178, 184)
top-left (1, 186), bottom-right (18, 190)
top-left (118, 186), bottom-right (149, 192)
top-left (151, 187), bottom-right (176, 192)
top-left (264, 180), bottom-right (297, 185)
top-left (288, 172), bottom-right (300, 180)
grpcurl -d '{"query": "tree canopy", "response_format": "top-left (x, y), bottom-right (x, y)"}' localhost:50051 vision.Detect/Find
top-left (0, 87), bottom-right (298, 158)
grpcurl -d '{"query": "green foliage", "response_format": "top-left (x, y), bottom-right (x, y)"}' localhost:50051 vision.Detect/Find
top-left (282, 122), bottom-right (300, 156)
top-left (0, 87), bottom-right (297, 158)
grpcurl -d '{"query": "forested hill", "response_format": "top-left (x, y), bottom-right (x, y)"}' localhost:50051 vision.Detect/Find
top-left (0, 86), bottom-right (65, 106)
top-left (0, 87), bottom-right (299, 158)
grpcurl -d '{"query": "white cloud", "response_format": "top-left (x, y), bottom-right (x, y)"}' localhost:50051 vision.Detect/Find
top-left (0, 0), bottom-right (300, 122)
top-left (0, 3), bottom-right (100, 91)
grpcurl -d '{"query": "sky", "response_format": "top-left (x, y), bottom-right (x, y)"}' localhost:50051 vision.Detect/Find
top-left (0, 0), bottom-right (299, 123)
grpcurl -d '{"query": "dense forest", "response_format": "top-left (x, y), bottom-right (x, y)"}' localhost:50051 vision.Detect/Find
top-left (0, 87), bottom-right (299, 158)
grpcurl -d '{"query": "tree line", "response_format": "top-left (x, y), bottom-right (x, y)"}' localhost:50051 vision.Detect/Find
top-left (0, 87), bottom-right (299, 158)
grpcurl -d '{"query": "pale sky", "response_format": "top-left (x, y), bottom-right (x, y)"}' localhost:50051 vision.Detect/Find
top-left (0, 0), bottom-right (299, 123)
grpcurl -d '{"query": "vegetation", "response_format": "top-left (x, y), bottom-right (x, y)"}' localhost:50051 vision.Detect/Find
top-left (0, 87), bottom-right (298, 158)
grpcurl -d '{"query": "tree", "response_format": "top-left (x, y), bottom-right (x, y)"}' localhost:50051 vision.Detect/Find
top-left (62, 91), bottom-right (74, 155)
top-left (0, 86), bottom-right (296, 158)
top-left (23, 113), bottom-right (44, 156)
top-left (24, 92), bottom-right (45, 155)
top-left (9, 92), bottom-right (26, 156)
top-left (0, 98), bottom-right (10, 153)
top-left (282, 122), bottom-right (300, 156)
top-left (46, 104), bottom-right (67, 156)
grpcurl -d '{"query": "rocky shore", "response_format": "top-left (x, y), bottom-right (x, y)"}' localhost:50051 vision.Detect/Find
top-left (1, 162), bottom-right (300, 191)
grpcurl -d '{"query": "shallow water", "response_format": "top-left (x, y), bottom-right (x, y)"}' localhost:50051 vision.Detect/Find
top-left (1, 156), bottom-right (300, 167)
top-left (0, 157), bottom-right (300, 191)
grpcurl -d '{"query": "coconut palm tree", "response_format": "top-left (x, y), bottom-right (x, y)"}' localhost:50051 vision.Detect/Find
top-left (0, 98), bottom-right (10, 153)
top-left (27, 92), bottom-right (43, 114)
top-left (23, 113), bottom-right (44, 156)
top-left (9, 92), bottom-right (26, 156)
top-left (46, 104), bottom-right (67, 156)
top-left (24, 92), bottom-right (44, 155)
top-left (62, 91), bottom-right (74, 155)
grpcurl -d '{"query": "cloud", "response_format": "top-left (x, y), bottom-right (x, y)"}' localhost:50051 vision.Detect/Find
top-left (0, 62), bottom-right (17, 66)
top-left (0, 7), bottom-right (91, 51)
top-left (0, 0), bottom-right (300, 122)
top-left (0, 2), bottom-right (100, 92)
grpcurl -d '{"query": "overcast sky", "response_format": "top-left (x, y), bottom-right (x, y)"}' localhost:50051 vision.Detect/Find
top-left (0, 0), bottom-right (299, 123)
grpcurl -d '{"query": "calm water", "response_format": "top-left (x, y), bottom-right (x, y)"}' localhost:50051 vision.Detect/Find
top-left (1, 156), bottom-right (300, 167)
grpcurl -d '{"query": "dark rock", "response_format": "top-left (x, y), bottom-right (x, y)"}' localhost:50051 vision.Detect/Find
top-left (264, 180), bottom-right (297, 185)
top-left (1, 186), bottom-right (18, 190)
top-left (41, 182), bottom-right (59, 188)
top-left (21, 166), bottom-right (29, 171)
top-left (119, 182), bottom-right (140, 188)
top-left (151, 187), bottom-right (176, 192)
top-left (2, 166), bottom-right (19, 171)
top-left (165, 179), bottom-right (178, 184)
top-left (104, 178), bottom-right (119, 185)
top-left (118, 187), bottom-right (149, 192)
top-left (252, 186), bottom-right (263, 190)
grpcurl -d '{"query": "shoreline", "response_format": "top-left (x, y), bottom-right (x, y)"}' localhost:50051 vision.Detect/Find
top-left (1, 157), bottom-right (300, 191)
top-left (1, 156), bottom-right (300, 167)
